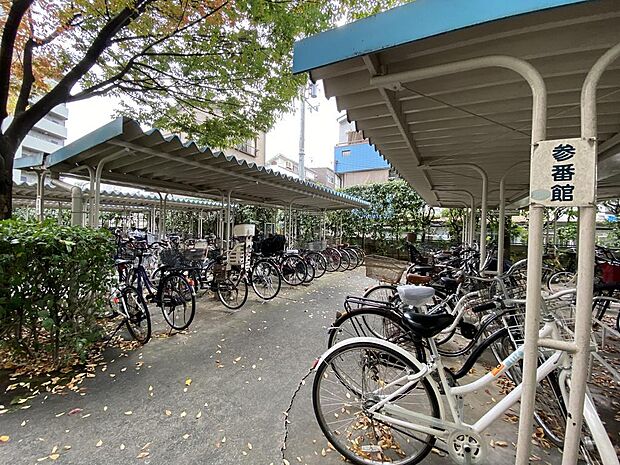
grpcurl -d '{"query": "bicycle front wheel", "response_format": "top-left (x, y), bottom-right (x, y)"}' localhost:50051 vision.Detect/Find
top-left (251, 260), bottom-right (281, 300)
top-left (313, 339), bottom-right (440, 465)
top-left (122, 286), bottom-right (151, 344)
top-left (547, 271), bottom-right (576, 294)
top-left (217, 277), bottom-right (249, 310)
top-left (159, 273), bottom-right (196, 330)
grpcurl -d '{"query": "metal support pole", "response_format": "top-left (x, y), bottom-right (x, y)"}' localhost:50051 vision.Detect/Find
top-left (423, 164), bottom-right (488, 268)
top-left (163, 194), bottom-right (168, 238)
top-left (85, 166), bottom-right (95, 227)
top-left (35, 170), bottom-right (46, 221)
top-left (299, 95), bottom-right (306, 181)
top-left (92, 154), bottom-right (121, 228)
top-left (469, 205), bottom-right (475, 245)
top-left (198, 210), bottom-right (203, 239)
top-left (560, 42), bottom-right (620, 465)
top-left (225, 191), bottom-right (232, 251)
top-left (498, 161), bottom-right (528, 275)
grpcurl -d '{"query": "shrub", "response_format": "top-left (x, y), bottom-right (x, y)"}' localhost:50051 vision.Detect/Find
top-left (0, 219), bottom-right (114, 366)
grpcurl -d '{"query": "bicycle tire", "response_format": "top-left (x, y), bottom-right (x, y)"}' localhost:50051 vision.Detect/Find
top-left (323, 247), bottom-right (341, 272)
top-left (250, 260), bottom-right (281, 300)
top-left (280, 254), bottom-right (307, 286)
top-left (313, 339), bottom-right (440, 465)
top-left (306, 252), bottom-right (327, 279)
top-left (303, 260), bottom-right (316, 283)
top-left (122, 286), bottom-right (152, 344)
top-left (159, 272), bottom-right (196, 330)
top-left (338, 249), bottom-right (351, 271)
top-left (217, 276), bottom-right (249, 310)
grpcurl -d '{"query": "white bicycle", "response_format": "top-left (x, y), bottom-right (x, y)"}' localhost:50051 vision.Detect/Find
top-left (312, 286), bottom-right (618, 465)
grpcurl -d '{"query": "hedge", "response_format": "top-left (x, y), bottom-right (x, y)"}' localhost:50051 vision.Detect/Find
top-left (0, 219), bottom-right (114, 365)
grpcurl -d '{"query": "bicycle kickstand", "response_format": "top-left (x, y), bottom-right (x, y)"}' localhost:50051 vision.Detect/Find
top-left (103, 320), bottom-right (126, 349)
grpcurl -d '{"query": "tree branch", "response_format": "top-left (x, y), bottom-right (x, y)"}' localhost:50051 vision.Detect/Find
top-left (14, 38), bottom-right (35, 115)
top-left (6, 0), bottom-right (156, 143)
top-left (0, 0), bottom-right (35, 127)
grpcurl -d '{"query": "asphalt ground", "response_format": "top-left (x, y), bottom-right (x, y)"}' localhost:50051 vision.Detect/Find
top-left (0, 267), bottom-right (615, 465)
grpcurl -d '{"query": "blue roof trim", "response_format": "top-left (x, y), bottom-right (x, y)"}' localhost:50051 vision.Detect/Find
top-left (293, 0), bottom-right (590, 73)
top-left (14, 153), bottom-right (45, 169)
top-left (46, 117), bottom-right (125, 168)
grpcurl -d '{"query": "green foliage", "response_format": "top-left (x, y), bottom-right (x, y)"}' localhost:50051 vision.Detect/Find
top-left (0, 219), bottom-right (114, 366)
top-left (443, 209), bottom-right (464, 245)
top-left (327, 180), bottom-right (429, 252)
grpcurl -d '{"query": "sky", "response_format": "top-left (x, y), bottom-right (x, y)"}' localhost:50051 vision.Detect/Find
top-left (65, 82), bottom-right (342, 170)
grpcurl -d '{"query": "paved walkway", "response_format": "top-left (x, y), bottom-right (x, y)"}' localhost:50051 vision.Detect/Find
top-left (0, 268), bottom-right (583, 464)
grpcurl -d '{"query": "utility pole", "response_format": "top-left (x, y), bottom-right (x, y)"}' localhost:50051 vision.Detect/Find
top-left (298, 82), bottom-right (317, 181)
top-left (299, 96), bottom-right (306, 180)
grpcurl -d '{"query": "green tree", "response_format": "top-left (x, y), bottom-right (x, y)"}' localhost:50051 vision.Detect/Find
top-left (327, 180), bottom-right (431, 252)
top-left (0, 0), bottom-right (403, 219)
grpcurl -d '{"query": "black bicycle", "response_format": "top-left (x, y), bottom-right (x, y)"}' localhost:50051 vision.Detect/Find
top-left (127, 247), bottom-right (196, 330)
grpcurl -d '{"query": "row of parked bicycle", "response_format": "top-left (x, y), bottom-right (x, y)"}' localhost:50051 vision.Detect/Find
top-left (105, 232), bottom-right (366, 345)
top-left (311, 242), bottom-right (618, 465)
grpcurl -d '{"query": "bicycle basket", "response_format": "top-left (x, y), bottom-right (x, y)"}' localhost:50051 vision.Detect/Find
top-left (364, 254), bottom-right (408, 284)
top-left (601, 262), bottom-right (620, 284)
top-left (160, 249), bottom-right (183, 268)
top-left (183, 248), bottom-right (206, 262)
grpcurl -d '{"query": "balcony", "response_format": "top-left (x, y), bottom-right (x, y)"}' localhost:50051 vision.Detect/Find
top-left (34, 117), bottom-right (68, 139)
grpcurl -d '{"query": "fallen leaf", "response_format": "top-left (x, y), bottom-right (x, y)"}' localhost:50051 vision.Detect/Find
top-left (120, 444), bottom-right (125, 450)
top-left (196, 411), bottom-right (202, 419)
top-left (248, 442), bottom-right (252, 450)
top-left (136, 451), bottom-right (149, 459)
top-left (68, 408), bottom-right (83, 416)
top-left (180, 411), bottom-right (187, 418)
top-left (124, 411), bottom-right (133, 415)
top-left (183, 434), bottom-right (190, 439)
top-left (185, 378), bottom-right (192, 386)
top-left (96, 440), bottom-right (103, 447)
top-left (49, 454), bottom-right (60, 461)
top-left (0, 435), bottom-right (9, 443)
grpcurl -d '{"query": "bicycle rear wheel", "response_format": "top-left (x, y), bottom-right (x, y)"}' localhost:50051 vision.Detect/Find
top-left (323, 247), bottom-right (341, 272)
top-left (159, 273), bottom-right (196, 330)
top-left (280, 254), bottom-right (307, 286)
top-left (305, 252), bottom-right (327, 279)
top-left (217, 274), bottom-right (249, 310)
top-left (122, 286), bottom-right (151, 344)
top-left (313, 339), bottom-right (440, 465)
top-left (251, 260), bottom-right (281, 300)
top-left (338, 249), bottom-right (351, 271)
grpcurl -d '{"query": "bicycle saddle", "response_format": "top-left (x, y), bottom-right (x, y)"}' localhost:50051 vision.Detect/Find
top-left (402, 310), bottom-right (456, 339)
top-left (397, 285), bottom-right (435, 306)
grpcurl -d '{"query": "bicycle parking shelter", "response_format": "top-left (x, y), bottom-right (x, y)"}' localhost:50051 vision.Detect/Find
top-left (293, 1), bottom-right (620, 464)
top-left (12, 179), bottom-right (222, 234)
top-left (14, 117), bottom-right (369, 244)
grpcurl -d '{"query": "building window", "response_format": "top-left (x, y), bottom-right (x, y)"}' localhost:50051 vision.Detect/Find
top-left (342, 150), bottom-right (351, 157)
top-left (236, 138), bottom-right (257, 156)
